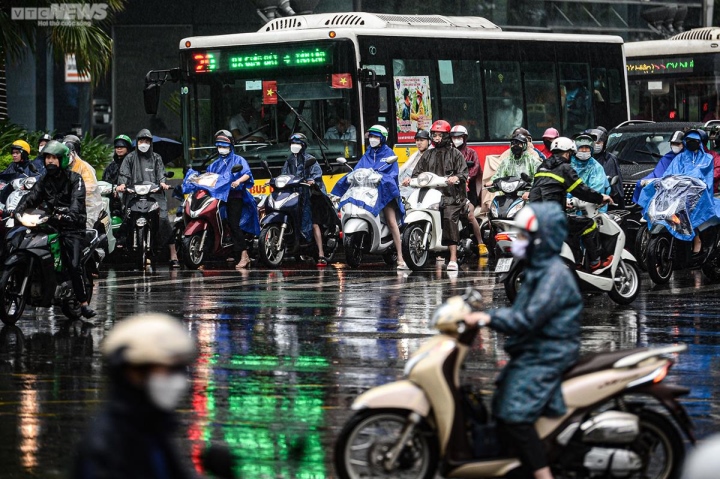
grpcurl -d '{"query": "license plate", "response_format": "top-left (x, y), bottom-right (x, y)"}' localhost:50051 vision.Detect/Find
top-left (495, 257), bottom-right (513, 273)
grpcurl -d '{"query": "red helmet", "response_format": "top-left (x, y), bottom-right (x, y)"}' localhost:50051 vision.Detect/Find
top-left (430, 120), bottom-right (451, 133)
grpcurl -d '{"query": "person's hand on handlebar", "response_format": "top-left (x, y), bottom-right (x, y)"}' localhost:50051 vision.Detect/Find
top-left (464, 311), bottom-right (491, 327)
top-left (116, 184), bottom-right (126, 193)
top-left (447, 175), bottom-right (460, 186)
top-left (601, 194), bottom-right (615, 205)
top-left (402, 177), bottom-right (411, 187)
top-left (160, 182), bottom-right (170, 190)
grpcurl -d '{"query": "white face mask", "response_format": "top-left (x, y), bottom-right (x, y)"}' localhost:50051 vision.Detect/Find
top-left (147, 372), bottom-right (189, 412)
top-left (368, 137), bottom-right (381, 148)
top-left (593, 143), bottom-right (603, 154)
top-left (452, 138), bottom-right (464, 148)
top-left (671, 145), bottom-right (683, 154)
top-left (290, 143), bottom-right (303, 154)
top-left (576, 151), bottom-right (591, 161)
top-left (137, 143), bottom-right (150, 153)
top-left (511, 238), bottom-right (530, 259)
top-left (217, 147), bottom-right (231, 156)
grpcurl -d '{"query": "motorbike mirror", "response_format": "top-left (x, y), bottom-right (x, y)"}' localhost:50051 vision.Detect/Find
top-left (608, 175), bottom-right (619, 186)
top-left (382, 156), bottom-right (398, 164)
top-left (27, 163), bottom-right (38, 174)
top-left (304, 157), bottom-right (318, 168)
top-left (200, 443), bottom-right (236, 479)
top-left (336, 158), bottom-right (347, 165)
top-left (231, 164), bottom-right (243, 173)
top-left (166, 171), bottom-right (175, 179)
top-left (520, 172), bottom-right (532, 183)
top-left (466, 161), bottom-right (475, 169)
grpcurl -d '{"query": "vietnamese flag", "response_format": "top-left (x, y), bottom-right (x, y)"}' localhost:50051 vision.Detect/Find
top-left (262, 80), bottom-right (278, 104)
top-left (332, 73), bottom-right (352, 89)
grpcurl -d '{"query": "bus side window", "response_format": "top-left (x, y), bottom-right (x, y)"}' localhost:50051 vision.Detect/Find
top-left (522, 62), bottom-right (560, 140)
top-left (607, 69), bottom-right (622, 104)
top-left (437, 59), bottom-right (486, 141)
top-left (484, 61), bottom-right (523, 140)
top-left (559, 63), bottom-right (593, 134)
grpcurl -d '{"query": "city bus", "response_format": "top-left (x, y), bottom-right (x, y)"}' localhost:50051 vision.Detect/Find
top-left (146, 12), bottom-right (629, 194)
top-left (625, 27), bottom-right (720, 123)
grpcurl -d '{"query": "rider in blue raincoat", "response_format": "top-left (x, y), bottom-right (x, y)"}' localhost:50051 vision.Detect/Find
top-left (638, 129), bottom-right (720, 242)
top-left (570, 134), bottom-right (610, 213)
top-left (631, 131), bottom-right (684, 204)
top-left (466, 202), bottom-right (581, 479)
top-left (332, 124), bottom-right (407, 268)
top-left (183, 131), bottom-right (260, 268)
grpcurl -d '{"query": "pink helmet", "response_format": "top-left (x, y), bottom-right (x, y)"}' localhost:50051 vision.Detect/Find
top-left (542, 127), bottom-right (560, 140)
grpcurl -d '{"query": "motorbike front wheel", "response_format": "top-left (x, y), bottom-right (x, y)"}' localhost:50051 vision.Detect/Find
top-left (0, 263), bottom-right (28, 325)
top-left (647, 236), bottom-right (673, 285)
top-left (259, 224), bottom-right (285, 267)
top-left (402, 223), bottom-right (429, 271)
top-left (344, 233), bottom-right (365, 269)
top-left (182, 234), bottom-right (205, 270)
top-left (334, 410), bottom-right (438, 479)
top-left (607, 260), bottom-right (641, 305)
top-left (634, 227), bottom-right (650, 271)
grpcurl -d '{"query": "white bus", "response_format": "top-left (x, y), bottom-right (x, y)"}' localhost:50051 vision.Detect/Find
top-left (625, 27), bottom-right (720, 123)
top-left (146, 12), bottom-right (629, 193)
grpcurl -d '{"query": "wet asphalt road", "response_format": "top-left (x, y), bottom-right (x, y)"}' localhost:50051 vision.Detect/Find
top-left (0, 256), bottom-right (719, 478)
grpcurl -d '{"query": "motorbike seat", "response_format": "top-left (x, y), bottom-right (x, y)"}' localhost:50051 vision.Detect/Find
top-left (563, 347), bottom-right (649, 380)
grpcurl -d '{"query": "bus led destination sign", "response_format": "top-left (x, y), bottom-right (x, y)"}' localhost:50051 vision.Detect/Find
top-left (626, 57), bottom-right (693, 76)
top-left (229, 48), bottom-right (329, 70)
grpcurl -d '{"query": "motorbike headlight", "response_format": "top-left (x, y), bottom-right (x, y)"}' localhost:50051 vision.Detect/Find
top-left (507, 201), bottom-right (524, 218)
top-left (490, 202), bottom-right (499, 217)
top-left (275, 175), bottom-right (292, 189)
top-left (136, 217), bottom-right (147, 227)
top-left (428, 202), bottom-right (441, 210)
top-left (417, 172), bottom-right (432, 187)
top-left (500, 181), bottom-right (519, 194)
top-left (134, 184), bottom-right (152, 195)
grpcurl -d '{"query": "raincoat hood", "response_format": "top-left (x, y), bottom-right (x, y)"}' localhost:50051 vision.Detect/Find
top-left (136, 129), bottom-right (154, 158)
top-left (528, 202), bottom-right (566, 266)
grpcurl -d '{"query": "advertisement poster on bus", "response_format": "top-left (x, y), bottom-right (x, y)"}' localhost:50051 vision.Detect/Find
top-left (394, 76), bottom-right (432, 143)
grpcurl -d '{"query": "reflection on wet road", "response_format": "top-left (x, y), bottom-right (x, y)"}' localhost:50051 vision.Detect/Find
top-left (0, 260), bottom-right (718, 478)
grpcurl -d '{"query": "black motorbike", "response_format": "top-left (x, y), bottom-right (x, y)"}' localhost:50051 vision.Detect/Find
top-left (0, 209), bottom-right (101, 324)
top-left (480, 175), bottom-right (530, 259)
top-left (122, 181), bottom-right (163, 268)
top-left (257, 160), bottom-right (340, 267)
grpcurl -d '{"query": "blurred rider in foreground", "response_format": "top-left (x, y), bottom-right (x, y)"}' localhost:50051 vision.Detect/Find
top-left (465, 203), bottom-right (582, 479)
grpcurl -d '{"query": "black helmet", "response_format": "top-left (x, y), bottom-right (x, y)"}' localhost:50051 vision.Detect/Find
top-left (414, 129), bottom-right (431, 140)
top-left (289, 133), bottom-right (308, 146)
top-left (513, 127), bottom-right (531, 140)
top-left (511, 133), bottom-right (528, 145)
top-left (38, 133), bottom-right (52, 146)
top-left (670, 131), bottom-right (684, 144)
top-left (63, 134), bottom-right (82, 157)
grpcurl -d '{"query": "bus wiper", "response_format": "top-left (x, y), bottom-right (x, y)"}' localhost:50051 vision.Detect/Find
top-left (275, 90), bottom-right (332, 173)
top-left (237, 124), bottom-right (269, 143)
top-left (633, 149), bottom-right (662, 160)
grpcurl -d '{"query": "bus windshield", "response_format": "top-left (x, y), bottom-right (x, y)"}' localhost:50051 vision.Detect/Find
top-left (181, 40), bottom-right (359, 178)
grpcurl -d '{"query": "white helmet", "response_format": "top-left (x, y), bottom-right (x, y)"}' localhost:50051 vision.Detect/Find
top-left (513, 205), bottom-right (539, 233)
top-left (550, 136), bottom-right (577, 154)
top-left (449, 125), bottom-right (469, 137)
top-left (102, 313), bottom-right (196, 367)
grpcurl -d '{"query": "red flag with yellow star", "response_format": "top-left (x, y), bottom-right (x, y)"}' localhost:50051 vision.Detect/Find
top-left (262, 81), bottom-right (278, 104)
top-left (331, 73), bottom-right (352, 89)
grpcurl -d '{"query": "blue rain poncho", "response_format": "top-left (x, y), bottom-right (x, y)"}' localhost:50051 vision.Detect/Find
top-left (569, 156), bottom-right (610, 214)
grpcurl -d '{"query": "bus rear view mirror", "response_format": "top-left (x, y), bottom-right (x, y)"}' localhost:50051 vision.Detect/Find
top-left (358, 68), bottom-right (379, 88)
top-left (144, 83), bottom-right (161, 115)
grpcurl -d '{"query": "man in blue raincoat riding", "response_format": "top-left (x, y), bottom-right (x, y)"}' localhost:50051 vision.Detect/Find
top-left (466, 202), bottom-right (582, 479)
top-left (182, 130), bottom-right (260, 268)
top-left (332, 125), bottom-right (407, 269)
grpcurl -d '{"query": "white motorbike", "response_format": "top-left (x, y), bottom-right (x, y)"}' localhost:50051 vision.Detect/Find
top-left (401, 172), bottom-right (472, 271)
top-left (499, 198), bottom-right (641, 305)
top-left (96, 181), bottom-right (117, 257)
top-left (0, 176), bottom-right (37, 229)
top-left (337, 157), bottom-right (399, 268)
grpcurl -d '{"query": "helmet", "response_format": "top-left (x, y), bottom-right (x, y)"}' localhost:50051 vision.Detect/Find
top-left (214, 129), bottom-right (233, 146)
top-left (542, 127), bottom-right (560, 140)
top-left (685, 129), bottom-right (709, 145)
top-left (367, 124), bottom-right (388, 139)
top-left (11, 140), bottom-right (31, 155)
top-left (63, 134), bottom-right (82, 157)
top-left (670, 131), bottom-right (684, 144)
top-left (513, 127), bottom-right (531, 139)
top-left (430, 120), bottom-right (451, 134)
top-left (114, 134), bottom-right (132, 149)
top-left (513, 205), bottom-right (539, 233)
top-left (583, 128), bottom-right (604, 142)
top-left (42, 140), bottom-right (71, 169)
top-left (414, 129), bottom-right (431, 140)
top-left (449, 125), bottom-right (469, 137)
top-left (289, 132), bottom-right (308, 146)
top-left (573, 133), bottom-right (595, 150)
top-left (550, 137), bottom-right (577, 153)
top-left (101, 313), bottom-right (196, 368)
top-left (511, 133), bottom-right (528, 145)
top-left (38, 133), bottom-right (52, 145)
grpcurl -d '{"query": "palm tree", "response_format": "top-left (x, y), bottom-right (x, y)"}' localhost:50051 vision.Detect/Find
top-left (0, 0), bottom-right (127, 121)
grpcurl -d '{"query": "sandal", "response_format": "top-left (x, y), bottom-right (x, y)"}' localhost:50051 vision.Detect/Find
top-left (316, 256), bottom-right (328, 267)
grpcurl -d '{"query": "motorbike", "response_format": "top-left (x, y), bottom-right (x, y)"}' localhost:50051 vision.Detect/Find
top-left (336, 156), bottom-right (399, 268)
top-left (0, 209), bottom-right (102, 324)
top-left (642, 175), bottom-right (720, 285)
top-left (121, 181), bottom-right (163, 268)
top-left (257, 159), bottom-right (341, 267)
top-left (480, 175), bottom-right (530, 259)
top-left (499, 197), bottom-right (641, 305)
top-left (0, 176), bottom-right (38, 258)
top-left (334, 289), bottom-right (693, 479)
top-left (401, 172), bottom-right (473, 271)
top-left (95, 181), bottom-right (117, 258)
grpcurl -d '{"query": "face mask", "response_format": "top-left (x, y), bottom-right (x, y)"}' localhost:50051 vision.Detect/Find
top-left (217, 147), bottom-right (231, 156)
top-left (685, 140), bottom-right (700, 152)
top-left (137, 143), bottom-right (150, 153)
top-left (671, 145), bottom-right (683, 154)
top-left (511, 145), bottom-right (524, 156)
top-left (452, 138), bottom-right (464, 148)
top-left (511, 238), bottom-right (530, 259)
top-left (368, 137), bottom-right (381, 148)
top-left (147, 372), bottom-right (189, 412)
top-left (45, 164), bottom-right (61, 176)
top-left (290, 143), bottom-right (303, 154)
top-left (502, 98), bottom-right (513, 107)
top-left (593, 143), bottom-right (603, 154)
top-left (576, 151), bottom-right (591, 161)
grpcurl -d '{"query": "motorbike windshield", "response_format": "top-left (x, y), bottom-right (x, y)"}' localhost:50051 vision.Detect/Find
top-left (340, 168), bottom-right (382, 210)
top-left (645, 175), bottom-right (711, 239)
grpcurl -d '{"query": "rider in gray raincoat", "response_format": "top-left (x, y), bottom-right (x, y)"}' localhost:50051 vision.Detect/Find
top-left (466, 201), bottom-right (582, 478)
